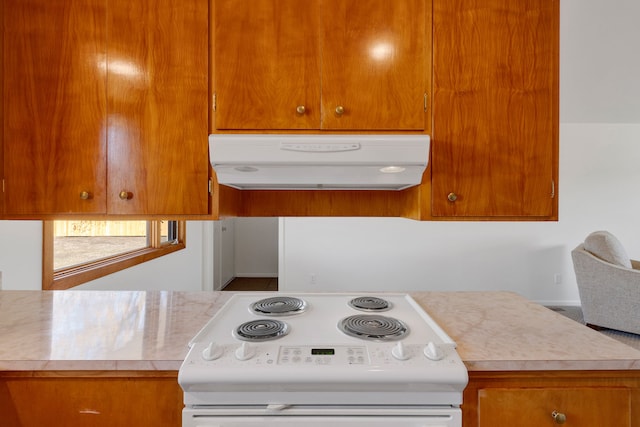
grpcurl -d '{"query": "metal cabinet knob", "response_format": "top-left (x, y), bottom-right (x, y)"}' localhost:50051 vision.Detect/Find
top-left (119, 191), bottom-right (130, 200)
top-left (79, 191), bottom-right (91, 200)
top-left (552, 410), bottom-right (566, 424)
top-left (447, 192), bottom-right (458, 202)
top-left (296, 105), bottom-right (306, 115)
top-left (335, 105), bottom-right (345, 116)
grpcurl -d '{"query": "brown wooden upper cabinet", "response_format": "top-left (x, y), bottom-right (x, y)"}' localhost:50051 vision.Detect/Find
top-left (3, 0), bottom-right (107, 216)
top-left (213, 0), bottom-right (430, 131)
top-left (430, 0), bottom-right (559, 219)
top-left (2, 0), bottom-right (209, 217)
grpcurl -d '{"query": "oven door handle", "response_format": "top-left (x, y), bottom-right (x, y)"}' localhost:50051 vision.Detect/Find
top-left (266, 403), bottom-right (292, 412)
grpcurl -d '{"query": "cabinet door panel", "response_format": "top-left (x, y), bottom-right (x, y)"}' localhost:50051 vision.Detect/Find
top-left (3, 0), bottom-right (107, 215)
top-left (478, 388), bottom-right (630, 427)
top-left (214, 0), bottom-right (321, 130)
top-left (432, 0), bottom-right (558, 217)
top-left (107, 0), bottom-right (209, 215)
top-left (320, 0), bottom-right (428, 130)
top-left (1, 377), bottom-right (182, 426)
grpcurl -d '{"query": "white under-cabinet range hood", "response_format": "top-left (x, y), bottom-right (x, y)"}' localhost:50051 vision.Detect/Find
top-left (209, 134), bottom-right (430, 190)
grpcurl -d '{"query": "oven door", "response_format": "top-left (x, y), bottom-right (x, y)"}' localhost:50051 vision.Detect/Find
top-left (184, 406), bottom-right (462, 427)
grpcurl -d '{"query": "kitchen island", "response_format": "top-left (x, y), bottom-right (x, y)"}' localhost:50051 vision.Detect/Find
top-left (1, 290), bottom-right (640, 426)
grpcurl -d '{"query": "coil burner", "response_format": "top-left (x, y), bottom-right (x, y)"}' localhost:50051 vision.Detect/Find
top-left (250, 296), bottom-right (307, 316)
top-left (338, 314), bottom-right (409, 342)
top-left (348, 296), bottom-right (392, 312)
top-left (233, 319), bottom-right (289, 342)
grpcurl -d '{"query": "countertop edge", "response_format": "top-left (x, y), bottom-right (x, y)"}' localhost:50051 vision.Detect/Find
top-left (5, 361), bottom-right (640, 374)
top-left (2, 290), bottom-right (640, 373)
top-left (464, 359), bottom-right (640, 372)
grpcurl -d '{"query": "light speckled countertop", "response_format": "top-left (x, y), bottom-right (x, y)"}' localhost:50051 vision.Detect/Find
top-left (1, 290), bottom-right (639, 372)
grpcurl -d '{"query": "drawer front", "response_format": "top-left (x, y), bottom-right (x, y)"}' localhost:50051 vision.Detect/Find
top-left (478, 387), bottom-right (630, 427)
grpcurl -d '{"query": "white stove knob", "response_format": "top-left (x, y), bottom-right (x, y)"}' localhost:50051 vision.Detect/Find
top-left (391, 341), bottom-right (411, 360)
top-left (202, 341), bottom-right (223, 361)
top-left (235, 342), bottom-right (255, 361)
top-left (424, 341), bottom-right (444, 361)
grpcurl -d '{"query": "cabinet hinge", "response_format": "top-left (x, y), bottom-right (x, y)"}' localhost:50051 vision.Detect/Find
top-left (208, 178), bottom-right (213, 194)
top-left (424, 93), bottom-right (428, 112)
top-left (212, 93), bottom-right (217, 112)
top-left (551, 180), bottom-right (555, 199)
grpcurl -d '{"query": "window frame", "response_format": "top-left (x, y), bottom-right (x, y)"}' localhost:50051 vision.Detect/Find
top-left (42, 220), bottom-right (186, 290)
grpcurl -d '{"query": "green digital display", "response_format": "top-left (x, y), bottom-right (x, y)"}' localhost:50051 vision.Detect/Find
top-left (311, 348), bottom-right (335, 355)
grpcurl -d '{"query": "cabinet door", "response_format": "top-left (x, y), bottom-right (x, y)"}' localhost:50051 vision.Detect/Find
top-left (3, 0), bottom-right (107, 215)
top-left (107, 0), bottom-right (209, 215)
top-left (431, 0), bottom-right (558, 217)
top-left (214, 0), bottom-right (321, 130)
top-left (320, 0), bottom-right (428, 130)
top-left (478, 388), bottom-right (630, 427)
top-left (1, 376), bottom-right (182, 427)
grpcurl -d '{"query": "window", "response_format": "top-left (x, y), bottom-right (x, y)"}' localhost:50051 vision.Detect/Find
top-left (43, 220), bottom-right (185, 290)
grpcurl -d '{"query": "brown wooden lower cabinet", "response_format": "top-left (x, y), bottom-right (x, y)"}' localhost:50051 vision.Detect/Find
top-left (478, 388), bottom-right (629, 426)
top-left (3, 370), bottom-right (640, 426)
top-left (464, 371), bottom-right (640, 427)
top-left (0, 371), bottom-right (183, 427)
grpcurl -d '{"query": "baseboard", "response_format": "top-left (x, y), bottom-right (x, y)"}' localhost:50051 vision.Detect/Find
top-left (536, 299), bottom-right (581, 307)
top-left (233, 273), bottom-right (278, 278)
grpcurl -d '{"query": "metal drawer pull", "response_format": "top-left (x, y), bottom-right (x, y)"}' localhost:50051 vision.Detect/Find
top-left (552, 410), bottom-right (566, 424)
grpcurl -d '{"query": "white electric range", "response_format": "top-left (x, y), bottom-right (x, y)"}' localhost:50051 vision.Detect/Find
top-left (178, 293), bottom-right (468, 427)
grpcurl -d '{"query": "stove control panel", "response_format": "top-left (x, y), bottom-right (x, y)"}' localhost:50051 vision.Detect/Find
top-left (189, 341), bottom-right (458, 367)
top-left (278, 346), bottom-right (368, 365)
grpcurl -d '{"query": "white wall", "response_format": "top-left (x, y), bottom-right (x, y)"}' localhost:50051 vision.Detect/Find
top-left (0, 221), bottom-right (43, 290)
top-left (277, 0), bottom-right (640, 304)
top-left (234, 217), bottom-right (279, 277)
top-left (561, 0), bottom-right (640, 123)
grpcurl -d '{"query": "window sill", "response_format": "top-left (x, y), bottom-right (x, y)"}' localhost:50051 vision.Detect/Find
top-left (44, 243), bottom-right (185, 291)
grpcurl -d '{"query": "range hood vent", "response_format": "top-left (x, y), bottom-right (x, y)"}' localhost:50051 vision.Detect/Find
top-left (209, 134), bottom-right (430, 190)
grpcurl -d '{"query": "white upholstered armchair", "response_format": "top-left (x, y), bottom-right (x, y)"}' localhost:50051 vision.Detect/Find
top-left (571, 231), bottom-right (640, 335)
